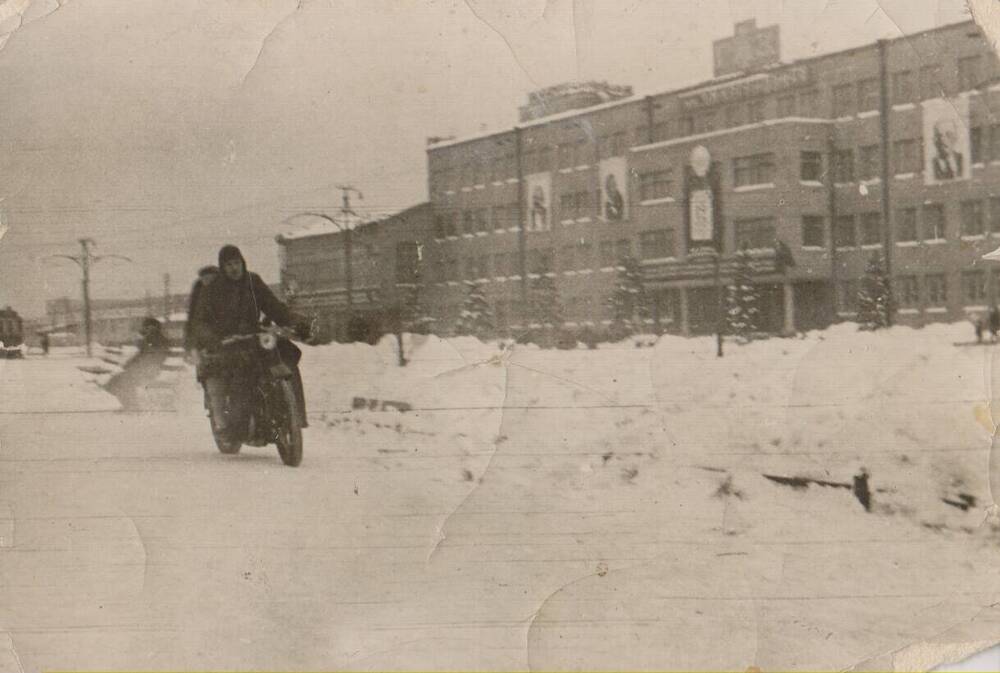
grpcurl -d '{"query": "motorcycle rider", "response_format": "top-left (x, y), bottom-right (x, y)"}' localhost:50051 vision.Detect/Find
top-left (191, 244), bottom-right (310, 444)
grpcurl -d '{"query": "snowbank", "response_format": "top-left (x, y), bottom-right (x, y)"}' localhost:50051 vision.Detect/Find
top-left (302, 321), bottom-right (995, 537)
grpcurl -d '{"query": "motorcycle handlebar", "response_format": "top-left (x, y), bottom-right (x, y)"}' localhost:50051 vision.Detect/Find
top-left (219, 324), bottom-right (298, 347)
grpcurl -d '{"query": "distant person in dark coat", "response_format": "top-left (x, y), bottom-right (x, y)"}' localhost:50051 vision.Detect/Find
top-left (990, 305), bottom-right (1000, 342)
top-left (39, 332), bottom-right (49, 356)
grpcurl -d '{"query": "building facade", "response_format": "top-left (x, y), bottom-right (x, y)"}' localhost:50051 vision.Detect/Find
top-left (423, 19), bottom-right (1000, 335)
top-left (275, 203), bottom-right (433, 341)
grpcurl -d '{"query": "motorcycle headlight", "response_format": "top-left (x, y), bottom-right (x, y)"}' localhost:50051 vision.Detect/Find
top-left (258, 332), bottom-right (278, 350)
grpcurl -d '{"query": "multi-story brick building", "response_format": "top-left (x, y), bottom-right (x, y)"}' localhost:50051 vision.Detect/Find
top-left (423, 18), bottom-right (1000, 335)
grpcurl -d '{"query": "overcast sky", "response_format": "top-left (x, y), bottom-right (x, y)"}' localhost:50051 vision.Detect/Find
top-left (0, 0), bottom-right (970, 317)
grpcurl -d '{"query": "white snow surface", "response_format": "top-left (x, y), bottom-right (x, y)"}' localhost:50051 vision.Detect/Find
top-left (6, 322), bottom-right (1000, 670)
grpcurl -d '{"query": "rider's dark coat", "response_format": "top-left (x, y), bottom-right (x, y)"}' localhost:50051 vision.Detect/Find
top-left (190, 247), bottom-right (295, 356)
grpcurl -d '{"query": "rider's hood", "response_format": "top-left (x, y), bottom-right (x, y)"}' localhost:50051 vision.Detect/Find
top-left (218, 244), bottom-right (245, 271)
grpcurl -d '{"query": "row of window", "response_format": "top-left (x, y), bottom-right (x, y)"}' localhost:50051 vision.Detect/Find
top-left (802, 200), bottom-right (1000, 249)
top-left (839, 269), bottom-right (999, 312)
top-left (429, 236), bottom-right (673, 282)
top-left (431, 54), bottom-right (996, 191)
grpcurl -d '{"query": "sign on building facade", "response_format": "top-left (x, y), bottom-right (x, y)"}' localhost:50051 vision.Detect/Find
top-left (524, 172), bottom-right (552, 232)
top-left (922, 96), bottom-right (971, 185)
top-left (683, 145), bottom-right (723, 253)
top-left (598, 157), bottom-right (628, 222)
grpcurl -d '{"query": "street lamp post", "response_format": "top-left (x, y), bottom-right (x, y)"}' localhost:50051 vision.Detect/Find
top-left (46, 238), bottom-right (132, 357)
top-left (282, 212), bottom-right (354, 340)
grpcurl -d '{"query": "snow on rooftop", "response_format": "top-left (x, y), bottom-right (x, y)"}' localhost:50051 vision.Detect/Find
top-left (277, 210), bottom-right (400, 241)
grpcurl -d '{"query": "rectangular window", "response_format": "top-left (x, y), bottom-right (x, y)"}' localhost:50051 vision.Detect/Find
top-left (923, 204), bottom-right (946, 240)
top-left (857, 78), bottom-right (879, 111)
top-left (802, 215), bottom-right (825, 248)
top-left (733, 153), bottom-right (775, 187)
top-left (599, 241), bottom-right (614, 267)
top-left (651, 121), bottom-right (670, 142)
top-left (560, 244), bottom-right (576, 272)
top-left (735, 217), bottom-right (776, 251)
top-left (560, 192), bottom-right (577, 219)
top-left (476, 208), bottom-right (489, 233)
top-left (777, 95), bottom-right (796, 117)
top-left (800, 151), bottom-right (823, 181)
top-left (463, 211), bottom-right (476, 235)
top-left (896, 275), bottom-right (920, 308)
top-left (893, 139), bottom-right (920, 174)
top-left (599, 131), bottom-right (626, 159)
top-left (892, 70), bottom-right (914, 104)
top-left (699, 111), bottom-right (717, 133)
top-left (990, 124), bottom-right (1000, 163)
top-left (530, 247), bottom-right (554, 274)
top-left (859, 145), bottom-right (880, 181)
top-left (833, 149), bottom-right (855, 182)
top-left (678, 116), bottom-right (694, 137)
top-left (492, 205), bottom-right (507, 231)
top-left (395, 242), bottom-right (420, 284)
top-left (640, 229), bottom-right (674, 259)
top-left (434, 214), bottom-right (448, 239)
top-left (961, 200), bottom-right (985, 237)
top-left (959, 55), bottom-right (983, 91)
top-left (558, 142), bottom-right (574, 168)
top-left (446, 257), bottom-right (459, 281)
top-left (991, 197), bottom-right (1000, 233)
top-left (860, 212), bottom-right (882, 246)
top-left (725, 104), bottom-right (746, 127)
top-left (925, 273), bottom-right (948, 306)
top-left (834, 215), bottom-right (856, 248)
top-left (432, 260), bottom-right (446, 282)
top-left (833, 83), bottom-right (856, 117)
top-left (798, 89), bottom-right (820, 117)
top-left (639, 169), bottom-right (673, 201)
top-left (920, 64), bottom-right (943, 100)
top-left (615, 238), bottom-right (632, 264)
top-left (747, 99), bottom-right (766, 123)
top-left (963, 270), bottom-right (987, 304)
top-left (576, 241), bottom-right (593, 270)
top-left (896, 207), bottom-right (918, 242)
top-left (838, 279), bottom-right (860, 312)
top-left (972, 127), bottom-right (983, 164)
top-left (537, 146), bottom-right (553, 172)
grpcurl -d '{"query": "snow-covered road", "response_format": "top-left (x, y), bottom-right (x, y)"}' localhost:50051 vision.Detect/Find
top-left (3, 326), bottom-right (1000, 670)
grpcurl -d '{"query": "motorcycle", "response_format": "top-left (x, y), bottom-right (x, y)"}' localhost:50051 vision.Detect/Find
top-left (208, 324), bottom-right (305, 467)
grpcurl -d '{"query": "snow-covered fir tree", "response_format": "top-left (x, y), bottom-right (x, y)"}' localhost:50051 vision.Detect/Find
top-left (454, 282), bottom-right (495, 338)
top-left (857, 253), bottom-right (893, 330)
top-left (607, 255), bottom-right (649, 336)
top-left (726, 248), bottom-right (761, 342)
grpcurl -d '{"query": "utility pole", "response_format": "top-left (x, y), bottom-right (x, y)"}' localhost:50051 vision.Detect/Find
top-left (162, 273), bottom-right (171, 320)
top-left (877, 38), bottom-right (894, 326)
top-left (336, 184), bottom-right (362, 340)
top-left (47, 238), bottom-right (131, 358)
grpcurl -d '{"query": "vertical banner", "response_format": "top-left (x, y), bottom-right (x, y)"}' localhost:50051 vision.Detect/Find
top-left (524, 172), bottom-right (551, 232)
top-left (683, 146), bottom-right (723, 253)
top-left (599, 157), bottom-right (628, 222)
top-left (923, 96), bottom-right (970, 185)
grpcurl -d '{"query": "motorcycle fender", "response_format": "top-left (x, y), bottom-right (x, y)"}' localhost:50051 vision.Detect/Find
top-left (269, 363), bottom-right (293, 379)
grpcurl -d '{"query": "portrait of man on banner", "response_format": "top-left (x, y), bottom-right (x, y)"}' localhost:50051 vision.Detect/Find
top-left (599, 157), bottom-right (628, 221)
top-left (524, 172), bottom-right (551, 232)
top-left (923, 96), bottom-right (971, 185)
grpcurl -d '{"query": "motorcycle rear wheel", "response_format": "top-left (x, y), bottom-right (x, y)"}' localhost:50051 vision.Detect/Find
top-left (274, 379), bottom-right (303, 467)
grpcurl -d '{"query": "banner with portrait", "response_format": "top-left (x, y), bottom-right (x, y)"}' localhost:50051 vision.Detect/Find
top-left (923, 96), bottom-right (971, 185)
top-left (599, 157), bottom-right (628, 222)
top-left (524, 172), bottom-right (551, 232)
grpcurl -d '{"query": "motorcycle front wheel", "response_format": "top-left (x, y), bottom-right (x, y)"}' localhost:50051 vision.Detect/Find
top-left (274, 379), bottom-right (303, 467)
top-left (210, 413), bottom-right (242, 454)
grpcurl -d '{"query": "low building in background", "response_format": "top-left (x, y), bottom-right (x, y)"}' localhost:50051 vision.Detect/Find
top-left (276, 203), bottom-right (433, 342)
